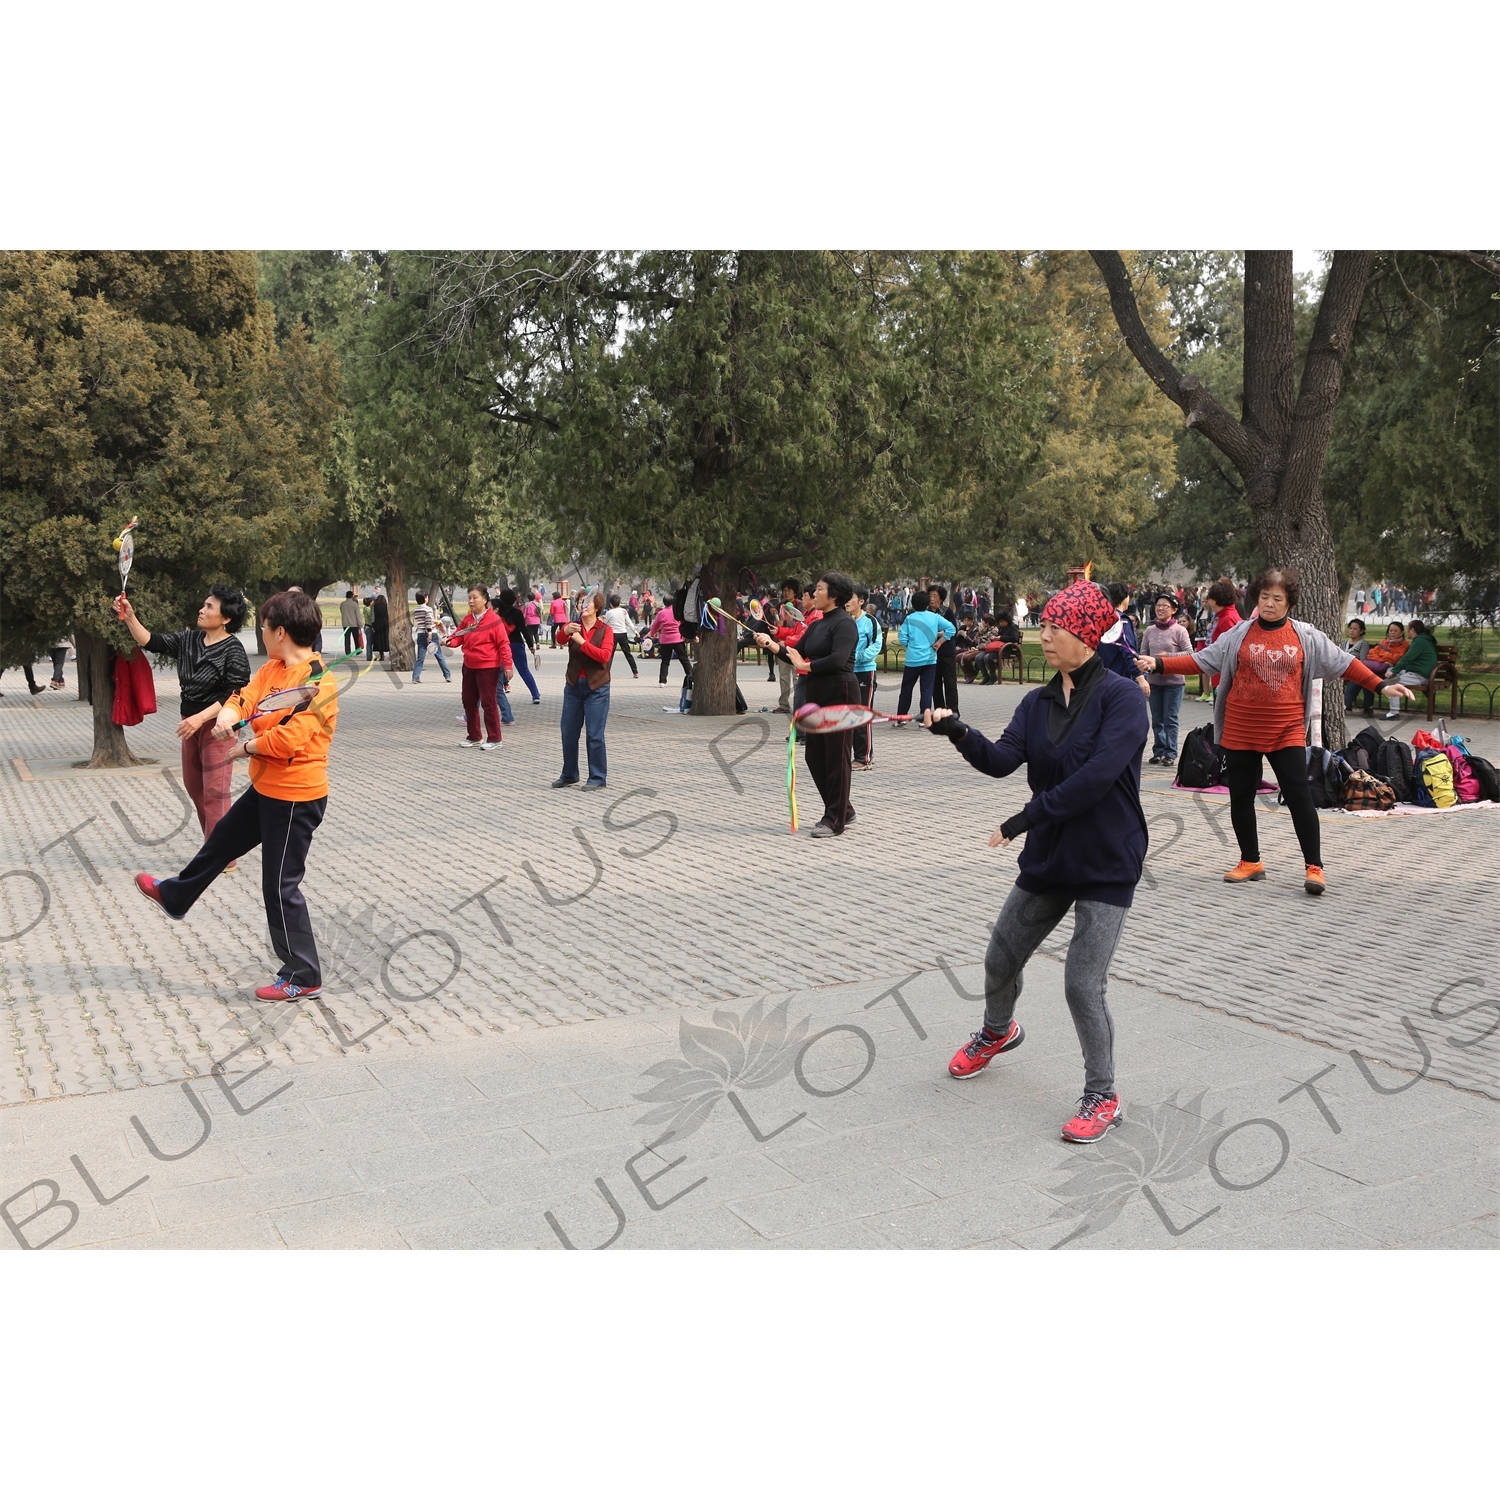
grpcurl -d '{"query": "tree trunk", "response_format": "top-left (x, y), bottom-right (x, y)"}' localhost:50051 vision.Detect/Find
top-left (1090, 250), bottom-right (1371, 749)
top-left (689, 555), bottom-right (740, 715)
top-left (386, 553), bottom-right (414, 671)
top-left (75, 629), bottom-right (142, 768)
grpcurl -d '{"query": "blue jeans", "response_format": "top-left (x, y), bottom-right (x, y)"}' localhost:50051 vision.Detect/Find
top-left (413, 632), bottom-right (450, 682)
top-left (496, 678), bottom-right (515, 725)
top-left (1345, 664), bottom-right (1385, 710)
top-left (1149, 683), bottom-right (1184, 758)
top-left (559, 679), bottom-right (610, 785)
top-left (511, 644), bottom-right (541, 701)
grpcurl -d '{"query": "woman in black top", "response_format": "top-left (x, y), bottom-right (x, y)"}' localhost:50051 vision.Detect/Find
top-left (117, 586), bottom-right (251, 838)
top-left (370, 592), bottom-right (391, 661)
top-left (755, 571), bottom-right (859, 837)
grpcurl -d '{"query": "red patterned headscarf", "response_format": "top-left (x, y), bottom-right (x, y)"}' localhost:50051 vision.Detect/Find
top-left (1040, 580), bottom-right (1119, 651)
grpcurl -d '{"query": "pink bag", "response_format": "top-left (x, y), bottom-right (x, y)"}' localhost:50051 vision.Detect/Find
top-left (1444, 745), bottom-right (1480, 802)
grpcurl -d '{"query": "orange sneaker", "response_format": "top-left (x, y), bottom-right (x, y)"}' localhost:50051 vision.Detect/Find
top-left (1304, 865), bottom-right (1326, 895)
top-left (1223, 860), bottom-right (1266, 883)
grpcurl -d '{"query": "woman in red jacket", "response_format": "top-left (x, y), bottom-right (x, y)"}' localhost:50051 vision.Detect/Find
top-left (450, 586), bottom-right (513, 749)
top-left (1197, 577), bottom-right (1241, 701)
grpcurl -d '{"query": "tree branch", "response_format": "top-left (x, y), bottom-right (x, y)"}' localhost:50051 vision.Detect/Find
top-left (1281, 250), bottom-right (1373, 505)
top-left (1089, 251), bottom-right (1254, 472)
top-left (1421, 250), bottom-right (1500, 282)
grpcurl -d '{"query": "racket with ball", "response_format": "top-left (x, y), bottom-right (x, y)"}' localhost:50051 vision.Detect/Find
top-left (792, 703), bottom-right (912, 734)
top-left (708, 598), bottom-right (765, 634)
top-left (226, 651), bottom-right (360, 731)
top-left (113, 517), bottom-right (138, 597)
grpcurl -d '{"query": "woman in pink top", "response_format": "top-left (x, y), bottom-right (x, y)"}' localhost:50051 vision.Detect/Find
top-left (548, 592), bottom-right (568, 647)
top-left (521, 595), bottom-right (541, 654)
top-left (649, 604), bottom-right (693, 688)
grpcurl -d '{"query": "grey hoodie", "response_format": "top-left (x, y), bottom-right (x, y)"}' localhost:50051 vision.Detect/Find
top-left (1179, 617), bottom-right (1358, 744)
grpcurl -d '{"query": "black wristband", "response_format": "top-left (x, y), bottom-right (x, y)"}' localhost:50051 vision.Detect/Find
top-left (929, 715), bottom-right (969, 741)
top-left (999, 810), bottom-right (1031, 841)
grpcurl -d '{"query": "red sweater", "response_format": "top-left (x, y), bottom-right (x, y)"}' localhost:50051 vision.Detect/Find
top-left (449, 610), bottom-right (513, 671)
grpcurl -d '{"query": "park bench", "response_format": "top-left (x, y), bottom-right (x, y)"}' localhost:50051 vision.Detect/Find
top-left (1415, 643), bottom-right (1460, 722)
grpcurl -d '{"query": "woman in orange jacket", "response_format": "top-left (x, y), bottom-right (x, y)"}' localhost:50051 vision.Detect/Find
top-left (134, 591), bottom-right (340, 1002)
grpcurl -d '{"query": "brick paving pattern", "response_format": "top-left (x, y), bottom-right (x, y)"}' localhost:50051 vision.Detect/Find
top-left (1, 641), bottom-right (1495, 1249)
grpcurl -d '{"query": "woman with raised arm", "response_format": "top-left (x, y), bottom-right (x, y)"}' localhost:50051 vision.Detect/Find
top-left (117, 585), bottom-right (251, 843)
top-left (1134, 566), bottom-right (1413, 895)
top-left (927, 579), bottom-right (1149, 1144)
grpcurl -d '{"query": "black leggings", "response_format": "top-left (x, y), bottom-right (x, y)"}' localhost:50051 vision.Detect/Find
top-left (1223, 745), bottom-right (1320, 867)
top-left (657, 641), bottom-right (693, 685)
top-left (612, 635), bottom-right (638, 674)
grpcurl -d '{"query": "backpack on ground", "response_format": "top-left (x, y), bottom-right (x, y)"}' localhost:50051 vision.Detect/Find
top-left (1174, 725), bottom-right (1224, 789)
top-left (1342, 768), bottom-right (1397, 812)
top-left (1348, 725), bottom-right (1387, 773)
top-left (1444, 745), bottom-right (1480, 803)
top-left (1465, 753), bottom-right (1500, 804)
top-left (1413, 746), bottom-right (1456, 808)
top-left (1304, 746), bottom-right (1351, 809)
top-left (1372, 736), bottom-right (1415, 801)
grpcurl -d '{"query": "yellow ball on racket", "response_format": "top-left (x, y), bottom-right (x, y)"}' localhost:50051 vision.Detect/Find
top-left (113, 538), bottom-right (122, 551)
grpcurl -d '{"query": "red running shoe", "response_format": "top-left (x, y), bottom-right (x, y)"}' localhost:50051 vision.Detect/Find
top-left (134, 873), bottom-right (181, 919)
top-left (948, 1020), bottom-right (1025, 1078)
top-left (1061, 1091), bottom-right (1121, 1143)
top-left (254, 978), bottom-right (322, 1002)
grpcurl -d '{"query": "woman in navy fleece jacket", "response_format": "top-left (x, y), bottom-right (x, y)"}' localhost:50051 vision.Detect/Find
top-left (928, 579), bottom-right (1149, 1144)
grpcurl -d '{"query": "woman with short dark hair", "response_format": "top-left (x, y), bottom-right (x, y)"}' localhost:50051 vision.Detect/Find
top-left (1136, 565), bottom-right (1414, 895)
top-left (754, 572), bottom-right (859, 836)
top-left (116, 584), bottom-right (251, 841)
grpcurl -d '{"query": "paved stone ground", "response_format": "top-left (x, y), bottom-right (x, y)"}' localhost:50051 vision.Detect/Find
top-left (1, 639), bottom-right (1496, 1249)
top-left (2, 958), bottom-right (1494, 1250)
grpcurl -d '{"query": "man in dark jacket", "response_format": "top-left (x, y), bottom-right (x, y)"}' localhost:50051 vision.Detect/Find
top-left (927, 579), bottom-right (1149, 1143)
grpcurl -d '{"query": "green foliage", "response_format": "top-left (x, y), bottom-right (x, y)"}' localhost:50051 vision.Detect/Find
top-left (1323, 253), bottom-right (1498, 617)
top-left (1133, 252), bottom-right (1262, 581)
top-left (257, 251), bottom-right (558, 600)
top-left (453, 251), bottom-right (1054, 590)
top-left (0, 251), bottom-right (339, 668)
top-left (993, 252), bottom-right (1179, 585)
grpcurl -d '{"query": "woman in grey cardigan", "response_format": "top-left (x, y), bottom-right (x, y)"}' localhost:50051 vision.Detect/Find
top-left (1136, 567), bottom-right (1412, 896)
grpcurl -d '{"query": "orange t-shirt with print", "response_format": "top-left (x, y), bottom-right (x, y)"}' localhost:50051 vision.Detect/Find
top-left (1221, 618), bottom-right (1305, 752)
top-left (227, 658), bottom-right (339, 801)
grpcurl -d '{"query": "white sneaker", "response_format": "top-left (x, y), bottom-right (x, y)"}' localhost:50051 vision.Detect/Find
top-left (465, 739), bottom-right (484, 748)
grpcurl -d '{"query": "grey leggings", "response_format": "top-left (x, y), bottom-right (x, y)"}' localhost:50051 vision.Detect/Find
top-left (983, 884), bottom-right (1130, 1096)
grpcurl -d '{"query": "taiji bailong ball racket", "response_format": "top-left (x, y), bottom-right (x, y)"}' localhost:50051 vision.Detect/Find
top-left (226, 651), bottom-right (360, 731)
top-left (708, 598), bottom-right (765, 634)
top-left (113, 517), bottom-right (138, 595)
top-left (792, 703), bottom-right (913, 734)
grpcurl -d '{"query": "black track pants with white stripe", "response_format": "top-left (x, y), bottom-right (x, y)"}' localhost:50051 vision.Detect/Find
top-left (159, 785), bottom-right (327, 987)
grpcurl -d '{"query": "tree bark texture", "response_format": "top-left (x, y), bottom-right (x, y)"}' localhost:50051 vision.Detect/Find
top-left (1090, 251), bottom-right (1372, 747)
top-left (385, 552), bottom-right (414, 671)
top-left (689, 555), bottom-right (739, 716)
top-left (75, 630), bottom-right (142, 768)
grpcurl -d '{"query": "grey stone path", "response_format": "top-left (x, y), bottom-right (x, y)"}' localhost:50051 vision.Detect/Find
top-left (2, 958), bottom-right (1493, 1250)
top-left (1, 641), bottom-right (1496, 1249)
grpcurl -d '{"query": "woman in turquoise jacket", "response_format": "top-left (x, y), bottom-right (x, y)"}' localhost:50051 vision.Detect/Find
top-left (896, 599), bottom-right (952, 725)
